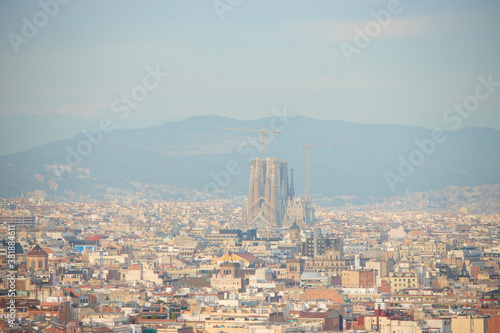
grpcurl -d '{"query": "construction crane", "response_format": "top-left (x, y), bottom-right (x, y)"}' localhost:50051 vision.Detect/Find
top-left (301, 143), bottom-right (331, 203)
top-left (220, 125), bottom-right (279, 160)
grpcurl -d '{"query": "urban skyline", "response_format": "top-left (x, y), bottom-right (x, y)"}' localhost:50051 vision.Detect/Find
top-left (1, 1), bottom-right (500, 333)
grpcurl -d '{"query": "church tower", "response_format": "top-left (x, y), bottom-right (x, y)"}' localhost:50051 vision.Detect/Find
top-left (27, 245), bottom-right (49, 271)
top-left (289, 222), bottom-right (301, 246)
top-left (244, 158), bottom-right (289, 226)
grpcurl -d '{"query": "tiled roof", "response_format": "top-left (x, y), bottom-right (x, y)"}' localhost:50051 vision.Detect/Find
top-left (27, 245), bottom-right (48, 257)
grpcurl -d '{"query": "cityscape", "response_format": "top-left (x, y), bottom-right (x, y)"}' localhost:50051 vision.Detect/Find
top-left (1, 1), bottom-right (500, 333)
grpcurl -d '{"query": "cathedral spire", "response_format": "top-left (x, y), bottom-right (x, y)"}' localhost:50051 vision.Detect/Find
top-left (289, 168), bottom-right (295, 198)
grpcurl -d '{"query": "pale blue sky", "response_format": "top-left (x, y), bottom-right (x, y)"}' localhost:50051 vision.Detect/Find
top-left (1, 0), bottom-right (499, 130)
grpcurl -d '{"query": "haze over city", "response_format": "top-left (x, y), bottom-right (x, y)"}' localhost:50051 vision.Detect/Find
top-left (1, 1), bottom-right (500, 333)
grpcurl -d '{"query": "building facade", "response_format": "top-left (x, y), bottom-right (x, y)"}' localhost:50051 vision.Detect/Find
top-left (242, 158), bottom-right (313, 227)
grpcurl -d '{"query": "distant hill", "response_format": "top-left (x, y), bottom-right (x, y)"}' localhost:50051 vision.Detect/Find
top-left (0, 113), bottom-right (96, 156)
top-left (0, 113), bottom-right (164, 156)
top-left (1, 115), bottom-right (499, 202)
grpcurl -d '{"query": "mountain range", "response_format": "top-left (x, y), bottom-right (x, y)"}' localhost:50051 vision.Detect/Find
top-left (0, 113), bottom-right (165, 156)
top-left (1, 115), bottom-right (499, 203)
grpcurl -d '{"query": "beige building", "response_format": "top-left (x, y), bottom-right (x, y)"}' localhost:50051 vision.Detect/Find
top-left (88, 252), bottom-right (130, 266)
top-left (365, 259), bottom-right (393, 278)
top-left (342, 270), bottom-right (375, 288)
top-left (60, 271), bottom-right (84, 285)
top-left (305, 249), bottom-right (346, 274)
top-left (363, 316), bottom-right (389, 331)
top-left (206, 233), bottom-right (239, 246)
top-left (451, 315), bottom-right (488, 333)
top-left (385, 272), bottom-right (417, 293)
top-left (203, 307), bottom-right (274, 333)
top-left (210, 273), bottom-right (243, 292)
top-left (99, 290), bottom-right (142, 304)
top-left (142, 263), bottom-right (163, 285)
top-left (286, 259), bottom-right (304, 282)
top-left (380, 320), bottom-right (423, 333)
top-left (125, 263), bottom-right (142, 282)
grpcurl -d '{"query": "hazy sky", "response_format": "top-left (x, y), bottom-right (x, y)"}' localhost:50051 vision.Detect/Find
top-left (1, 0), bottom-right (499, 131)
